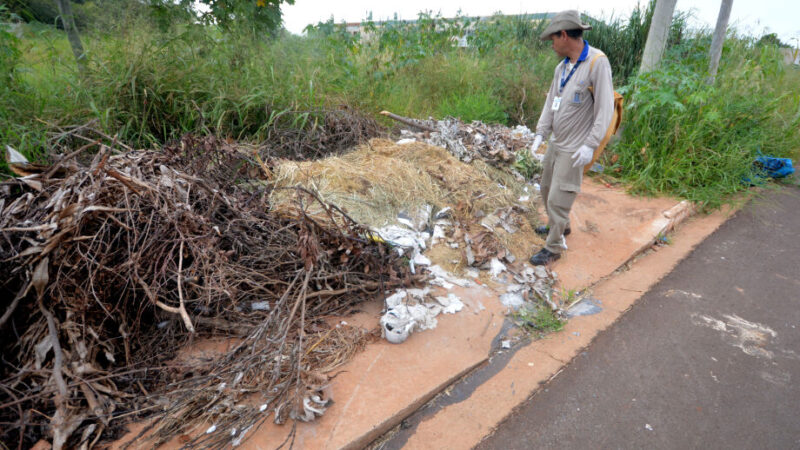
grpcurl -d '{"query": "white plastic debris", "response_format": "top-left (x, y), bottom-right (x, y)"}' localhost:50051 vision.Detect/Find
top-left (232, 425), bottom-right (253, 447)
top-left (435, 293), bottom-right (465, 314)
top-left (413, 253), bottom-right (432, 266)
top-left (292, 395), bottom-right (328, 422)
top-left (396, 138), bottom-right (416, 145)
top-left (250, 301), bottom-right (270, 311)
top-left (406, 287), bottom-right (431, 301)
top-left (427, 265), bottom-right (472, 288)
top-left (511, 124), bottom-right (534, 139)
top-left (432, 225), bottom-right (446, 240)
top-left (6, 145), bottom-right (29, 164)
top-left (489, 258), bottom-right (507, 278)
top-left (506, 284), bottom-right (525, 293)
top-left (430, 278), bottom-right (455, 290)
top-left (397, 215), bottom-right (415, 230)
top-left (518, 195), bottom-right (530, 202)
top-left (233, 372), bottom-right (244, 386)
top-left (397, 205), bottom-right (432, 232)
top-left (384, 290), bottom-right (408, 309)
top-left (259, 404), bottom-right (268, 412)
top-left (501, 340), bottom-right (512, 349)
top-left (380, 303), bottom-right (430, 344)
top-left (499, 292), bottom-right (525, 310)
top-left (645, 424), bottom-right (654, 431)
top-left (205, 425), bottom-right (217, 434)
top-left (533, 183), bottom-right (541, 192)
top-left (534, 266), bottom-right (549, 280)
top-left (375, 225), bottom-right (428, 254)
top-left (434, 207), bottom-right (452, 220)
top-left (380, 288), bottom-right (464, 344)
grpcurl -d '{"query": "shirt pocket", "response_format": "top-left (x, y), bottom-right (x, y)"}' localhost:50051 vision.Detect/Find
top-left (570, 85), bottom-right (589, 105)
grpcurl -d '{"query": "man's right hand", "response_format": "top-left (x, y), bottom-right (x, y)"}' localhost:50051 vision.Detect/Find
top-left (530, 134), bottom-right (543, 158)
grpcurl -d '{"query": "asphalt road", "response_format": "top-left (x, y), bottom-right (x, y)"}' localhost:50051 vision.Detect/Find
top-left (477, 185), bottom-right (800, 450)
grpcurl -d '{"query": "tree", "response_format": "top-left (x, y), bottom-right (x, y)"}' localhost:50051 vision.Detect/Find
top-left (193, 0), bottom-right (295, 34)
top-left (54, 0), bottom-right (86, 77)
top-left (639, 0), bottom-right (677, 73)
top-left (707, 0), bottom-right (733, 82)
top-left (756, 33), bottom-right (788, 48)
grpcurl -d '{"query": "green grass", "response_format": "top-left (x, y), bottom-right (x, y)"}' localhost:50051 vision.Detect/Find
top-left (513, 304), bottom-right (566, 336)
top-left (3, 4), bottom-right (798, 210)
top-left (604, 34), bottom-right (800, 209)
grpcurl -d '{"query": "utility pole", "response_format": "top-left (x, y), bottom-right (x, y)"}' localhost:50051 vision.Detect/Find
top-left (639, 0), bottom-right (678, 73)
top-left (55, 0), bottom-right (87, 78)
top-left (707, 0), bottom-right (734, 83)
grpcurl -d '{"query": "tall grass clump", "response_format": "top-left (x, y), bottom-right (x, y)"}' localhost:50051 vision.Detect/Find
top-left (88, 23), bottom-right (358, 147)
top-left (0, 7), bottom-right (51, 170)
top-left (607, 34), bottom-right (800, 208)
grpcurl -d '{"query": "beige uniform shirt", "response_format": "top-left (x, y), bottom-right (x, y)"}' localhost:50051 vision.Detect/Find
top-left (535, 44), bottom-right (614, 153)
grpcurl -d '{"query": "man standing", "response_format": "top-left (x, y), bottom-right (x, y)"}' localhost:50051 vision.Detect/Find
top-left (529, 10), bottom-right (614, 266)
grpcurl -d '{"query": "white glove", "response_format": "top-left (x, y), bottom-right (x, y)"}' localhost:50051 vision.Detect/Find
top-left (530, 134), bottom-right (543, 158)
top-left (571, 144), bottom-right (594, 168)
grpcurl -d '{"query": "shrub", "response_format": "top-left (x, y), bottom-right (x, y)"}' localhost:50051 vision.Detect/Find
top-left (607, 35), bottom-right (800, 208)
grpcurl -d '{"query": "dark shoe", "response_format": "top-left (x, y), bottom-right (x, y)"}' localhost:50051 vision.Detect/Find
top-left (534, 225), bottom-right (571, 237)
top-left (529, 248), bottom-right (561, 266)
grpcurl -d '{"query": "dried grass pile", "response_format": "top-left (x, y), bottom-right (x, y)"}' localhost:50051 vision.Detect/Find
top-left (272, 139), bottom-right (529, 227)
top-left (0, 135), bottom-right (413, 449)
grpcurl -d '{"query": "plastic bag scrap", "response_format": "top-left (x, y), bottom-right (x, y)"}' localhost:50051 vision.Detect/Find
top-left (380, 283), bottom-right (470, 344)
top-left (496, 266), bottom-right (561, 313)
top-left (743, 155), bottom-right (795, 185)
top-left (381, 287), bottom-right (462, 344)
top-left (753, 156), bottom-right (794, 179)
top-left (373, 205), bottom-right (454, 274)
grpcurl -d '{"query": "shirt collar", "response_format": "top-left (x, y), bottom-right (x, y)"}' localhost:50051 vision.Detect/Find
top-left (564, 40), bottom-right (590, 65)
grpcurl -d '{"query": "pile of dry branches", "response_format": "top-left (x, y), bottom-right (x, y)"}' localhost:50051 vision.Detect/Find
top-left (0, 135), bottom-right (413, 449)
top-left (260, 107), bottom-right (384, 161)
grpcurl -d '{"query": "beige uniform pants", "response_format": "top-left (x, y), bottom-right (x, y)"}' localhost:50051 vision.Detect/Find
top-left (540, 148), bottom-right (583, 254)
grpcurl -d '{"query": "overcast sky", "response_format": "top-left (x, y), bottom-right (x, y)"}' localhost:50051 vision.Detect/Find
top-left (283, 0), bottom-right (800, 45)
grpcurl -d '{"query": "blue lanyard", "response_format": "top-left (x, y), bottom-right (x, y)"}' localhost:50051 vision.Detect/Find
top-left (559, 41), bottom-right (590, 94)
top-left (559, 61), bottom-right (582, 94)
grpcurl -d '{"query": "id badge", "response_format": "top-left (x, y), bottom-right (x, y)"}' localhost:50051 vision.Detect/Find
top-left (551, 96), bottom-right (562, 111)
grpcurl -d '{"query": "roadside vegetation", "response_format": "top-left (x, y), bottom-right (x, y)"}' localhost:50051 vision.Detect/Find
top-left (1, 1), bottom-right (798, 207)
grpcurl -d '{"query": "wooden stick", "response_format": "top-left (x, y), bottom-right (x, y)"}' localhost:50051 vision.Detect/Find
top-left (379, 110), bottom-right (436, 132)
top-left (176, 240), bottom-right (194, 333)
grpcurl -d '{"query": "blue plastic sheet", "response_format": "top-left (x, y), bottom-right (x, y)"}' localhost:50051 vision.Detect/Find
top-left (744, 155), bottom-right (795, 185)
top-left (754, 156), bottom-right (795, 179)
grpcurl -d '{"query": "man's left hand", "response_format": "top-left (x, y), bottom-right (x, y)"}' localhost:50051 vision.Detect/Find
top-left (571, 145), bottom-right (594, 168)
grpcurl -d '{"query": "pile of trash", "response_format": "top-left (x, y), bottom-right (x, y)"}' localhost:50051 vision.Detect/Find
top-left (382, 112), bottom-right (541, 169)
top-left (0, 137), bottom-right (416, 449)
top-left (269, 126), bottom-right (560, 344)
top-left (369, 198), bottom-right (559, 344)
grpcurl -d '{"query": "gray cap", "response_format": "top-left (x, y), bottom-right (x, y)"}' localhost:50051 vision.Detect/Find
top-left (540, 10), bottom-right (592, 40)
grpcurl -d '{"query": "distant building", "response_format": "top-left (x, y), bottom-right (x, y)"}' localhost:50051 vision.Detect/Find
top-left (336, 12), bottom-right (557, 45)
